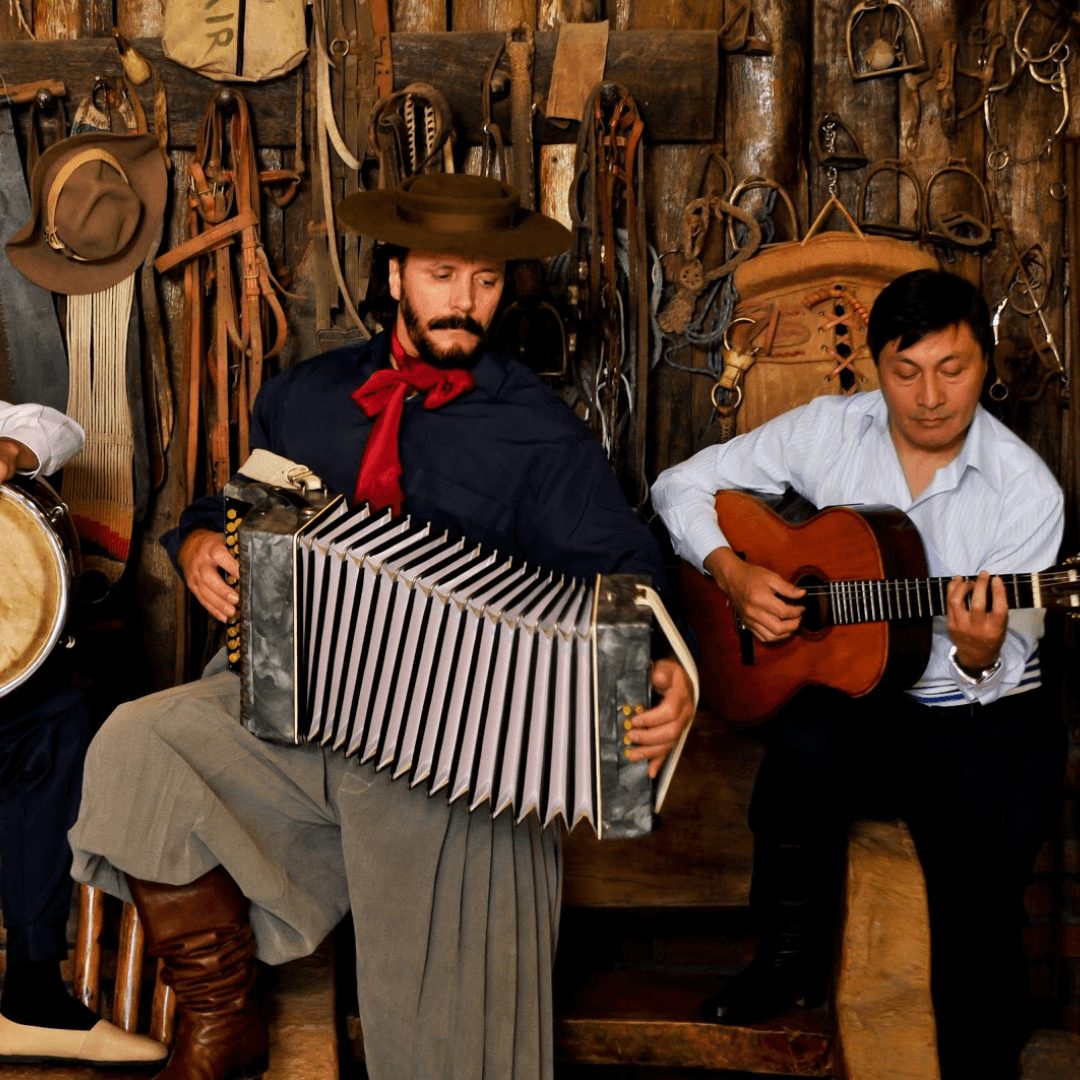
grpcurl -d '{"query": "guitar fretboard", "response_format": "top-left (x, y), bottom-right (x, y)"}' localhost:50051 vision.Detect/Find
top-left (819, 573), bottom-right (1045, 625)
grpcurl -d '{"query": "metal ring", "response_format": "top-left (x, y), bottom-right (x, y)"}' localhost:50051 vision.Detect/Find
top-left (721, 316), bottom-right (757, 353)
top-left (329, 37), bottom-right (350, 58)
top-left (711, 382), bottom-right (743, 413)
top-left (987, 146), bottom-right (1010, 171)
top-left (989, 378), bottom-right (1009, 401)
top-left (1050, 180), bottom-right (1067, 201)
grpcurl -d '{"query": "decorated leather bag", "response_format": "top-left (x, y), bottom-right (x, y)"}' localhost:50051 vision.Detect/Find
top-left (717, 196), bottom-right (938, 438)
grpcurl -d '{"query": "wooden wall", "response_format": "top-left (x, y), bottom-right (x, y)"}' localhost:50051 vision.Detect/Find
top-left (2, 0), bottom-right (1079, 1032)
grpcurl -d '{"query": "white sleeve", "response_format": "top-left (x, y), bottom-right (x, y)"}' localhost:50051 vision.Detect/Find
top-left (0, 400), bottom-right (85, 477)
top-left (650, 406), bottom-right (813, 572)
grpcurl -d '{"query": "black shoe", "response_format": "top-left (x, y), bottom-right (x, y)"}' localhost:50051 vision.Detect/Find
top-left (700, 971), bottom-right (827, 1025)
top-left (700, 929), bottom-right (829, 1025)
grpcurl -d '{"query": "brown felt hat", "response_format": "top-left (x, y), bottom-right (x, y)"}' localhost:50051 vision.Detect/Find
top-left (336, 173), bottom-right (571, 260)
top-left (6, 132), bottom-right (167, 296)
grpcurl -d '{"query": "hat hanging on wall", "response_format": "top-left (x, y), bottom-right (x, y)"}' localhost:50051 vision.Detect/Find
top-left (5, 131), bottom-right (167, 296)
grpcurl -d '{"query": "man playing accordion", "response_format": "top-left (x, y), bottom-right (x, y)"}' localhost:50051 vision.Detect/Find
top-left (69, 175), bottom-right (694, 1080)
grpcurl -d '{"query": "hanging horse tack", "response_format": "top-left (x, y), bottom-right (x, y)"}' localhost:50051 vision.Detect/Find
top-left (1007, 243), bottom-right (1051, 317)
top-left (846, 0), bottom-right (927, 82)
top-left (923, 159), bottom-right (993, 251)
top-left (812, 114), bottom-right (868, 171)
top-left (727, 176), bottom-right (800, 248)
top-left (656, 196), bottom-right (761, 336)
top-left (857, 158), bottom-right (923, 241)
top-left (711, 315), bottom-right (759, 428)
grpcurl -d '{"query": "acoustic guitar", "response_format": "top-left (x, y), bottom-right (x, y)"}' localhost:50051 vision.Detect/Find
top-left (679, 489), bottom-right (1079, 727)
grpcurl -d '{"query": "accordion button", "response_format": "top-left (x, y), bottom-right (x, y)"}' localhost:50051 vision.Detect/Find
top-left (228, 651), bottom-right (240, 664)
top-left (621, 704), bottom-right (632, 717)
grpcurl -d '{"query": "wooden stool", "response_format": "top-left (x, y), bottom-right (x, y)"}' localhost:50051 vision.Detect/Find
top-left (73, 883), bottom-right (175, 1045)
top-left (73, 883), bottom-right (339, 1080)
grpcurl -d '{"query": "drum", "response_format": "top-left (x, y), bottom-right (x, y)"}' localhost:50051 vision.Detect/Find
top-left (0, 478), bottom-right (81, 697)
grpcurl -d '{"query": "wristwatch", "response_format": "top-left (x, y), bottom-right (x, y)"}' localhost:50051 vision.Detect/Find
top-left (948, 645), bottom-right (1002, 686)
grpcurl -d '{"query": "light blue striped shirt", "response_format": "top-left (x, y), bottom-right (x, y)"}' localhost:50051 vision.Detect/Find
top-left (651, 391), bottom-right (1064, 707)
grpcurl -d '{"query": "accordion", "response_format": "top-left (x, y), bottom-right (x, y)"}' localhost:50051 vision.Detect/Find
top-left (224, 451), bottom-right (697, 838)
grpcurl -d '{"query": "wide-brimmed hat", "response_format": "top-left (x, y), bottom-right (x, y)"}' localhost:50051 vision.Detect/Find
top-left (336, 174), bottom-right (571, 260)
top-left (6, 132), bottom-right (167, 296)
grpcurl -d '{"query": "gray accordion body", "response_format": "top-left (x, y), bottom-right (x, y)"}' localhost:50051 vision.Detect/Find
top-left (225, 465), bottom-right (692, 839)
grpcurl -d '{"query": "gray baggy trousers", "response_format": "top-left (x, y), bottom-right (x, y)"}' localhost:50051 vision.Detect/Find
top-left (68, 661), bottom-right (561, 1080)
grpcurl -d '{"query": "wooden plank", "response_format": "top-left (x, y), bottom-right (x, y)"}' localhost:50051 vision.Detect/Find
top-left (554, 971), bottom-right (832, 1073)
top-left (394, 30), bottom-right (719, 144)
top-left (0, 30), bottom-right (717, 146)
top-left (453, 0), bottom-right (536, 29)
top-left (0, 38), bottom-right (298, 145)
top-left (562, 719), bottom-right (758, 908)
top-left (810, 0), bottom-right (899, 226)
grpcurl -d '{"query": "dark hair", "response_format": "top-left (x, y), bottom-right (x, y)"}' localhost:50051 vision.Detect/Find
top-left (867, 269), bottom-right (994, 365)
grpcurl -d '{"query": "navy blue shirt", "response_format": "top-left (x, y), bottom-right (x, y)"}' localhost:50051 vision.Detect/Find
top-left (163, 332), bottom-right (666, 587)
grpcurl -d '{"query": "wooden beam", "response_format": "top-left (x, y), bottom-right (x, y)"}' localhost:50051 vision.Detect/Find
top-left (397, 30), bottom-right (719, 144)
top-left (0, 37), bottom-right (298, 146)
top-left (0, 29), bottom-right (718, 148)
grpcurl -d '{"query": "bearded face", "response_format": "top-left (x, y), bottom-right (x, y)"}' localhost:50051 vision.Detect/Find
top-left (390, 252), bottom-right (505, 369)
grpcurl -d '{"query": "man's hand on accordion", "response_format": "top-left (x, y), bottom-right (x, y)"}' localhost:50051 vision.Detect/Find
top-left (627, 658), bottom-right (695, 778)
top-left (178, 528), bottom-right (241, 622)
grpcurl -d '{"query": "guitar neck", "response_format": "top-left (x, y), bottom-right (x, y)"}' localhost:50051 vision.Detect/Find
top-left (825, 572), bottom-right (1043, 625)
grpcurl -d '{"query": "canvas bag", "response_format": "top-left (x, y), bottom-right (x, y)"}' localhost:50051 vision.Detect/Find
top-left (720, 198), bottom-right (939, 437)
top-left (163, 0), bottom-right (307, 83)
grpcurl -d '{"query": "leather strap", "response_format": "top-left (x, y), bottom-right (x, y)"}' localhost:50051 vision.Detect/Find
top-left (157, 89), bottom-right (291, 496)
top-left (568, 82), bottom-right (651, 504)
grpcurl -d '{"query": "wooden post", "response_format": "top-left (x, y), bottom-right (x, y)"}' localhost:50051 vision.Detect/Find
top-left (113, 902), bottom-right (146, 1032)
top-left (834, 820), bottom-right (939, 1080)
top-left (73, 883), bottom-right (104, 1012)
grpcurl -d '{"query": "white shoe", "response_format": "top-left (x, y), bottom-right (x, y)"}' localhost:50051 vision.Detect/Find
top-left (0, 1012), bottom-right (168, 1066)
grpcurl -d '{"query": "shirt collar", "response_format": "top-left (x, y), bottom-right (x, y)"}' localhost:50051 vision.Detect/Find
top-left (858, 391), bottom-right (997, 492)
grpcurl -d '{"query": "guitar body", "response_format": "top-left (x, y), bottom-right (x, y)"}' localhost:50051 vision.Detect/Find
top-left (681, 490), bottom-right (932, 727)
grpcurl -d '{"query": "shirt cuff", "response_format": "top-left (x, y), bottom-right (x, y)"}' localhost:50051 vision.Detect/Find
top-left (0, 425), bottom-right (46, 477)
top-left (947, 644), bottom-right (1003, 702)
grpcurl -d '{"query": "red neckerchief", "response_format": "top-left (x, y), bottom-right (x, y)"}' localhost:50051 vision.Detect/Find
top-left (351, 330), bottom-right (476, 514)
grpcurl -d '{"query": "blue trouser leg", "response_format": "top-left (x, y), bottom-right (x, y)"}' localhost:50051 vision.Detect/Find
top-left (1, 687), bottom-right (98, 963)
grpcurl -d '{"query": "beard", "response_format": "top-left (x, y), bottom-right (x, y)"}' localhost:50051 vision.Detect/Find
top-left (399, 293), bottom-right (490, 370)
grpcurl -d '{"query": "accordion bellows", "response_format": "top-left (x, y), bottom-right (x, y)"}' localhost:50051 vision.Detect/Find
top-left (226, 453), bottom-right (696, 839)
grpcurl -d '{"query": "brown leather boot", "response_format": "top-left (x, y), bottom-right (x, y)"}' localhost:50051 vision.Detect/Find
top-left (127, 867), bottom-right (269, 1080)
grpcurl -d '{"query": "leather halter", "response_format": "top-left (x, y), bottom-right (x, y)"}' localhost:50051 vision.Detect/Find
top-left (154, 89), bottom-right (293, 500)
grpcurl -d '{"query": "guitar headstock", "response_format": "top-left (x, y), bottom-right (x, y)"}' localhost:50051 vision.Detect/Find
top-left (1042, 555), bottom-right (1080, 615)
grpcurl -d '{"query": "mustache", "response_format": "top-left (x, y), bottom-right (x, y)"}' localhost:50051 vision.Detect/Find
top-left (427, 315), bottom-right (486, 336)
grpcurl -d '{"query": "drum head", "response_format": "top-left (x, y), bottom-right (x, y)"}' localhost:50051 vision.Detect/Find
top-left (0, 485), bottom-right (69, 694)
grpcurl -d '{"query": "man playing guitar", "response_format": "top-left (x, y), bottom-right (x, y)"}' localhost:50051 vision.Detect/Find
top-left (652, 270), bottom-right (1065, 1080)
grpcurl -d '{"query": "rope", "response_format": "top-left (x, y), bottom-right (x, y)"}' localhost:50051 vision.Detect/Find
top-left (63, 275), bottom-right (136, 585)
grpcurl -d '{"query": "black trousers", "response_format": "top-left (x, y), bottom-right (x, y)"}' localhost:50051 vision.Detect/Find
top-left (748, 684), bottom-right (1066, 1080)
top-left (1, 680), bottom-right (98, 964)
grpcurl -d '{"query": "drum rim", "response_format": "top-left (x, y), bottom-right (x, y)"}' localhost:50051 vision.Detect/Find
top-left (0, 482), bottom-right (73, 697)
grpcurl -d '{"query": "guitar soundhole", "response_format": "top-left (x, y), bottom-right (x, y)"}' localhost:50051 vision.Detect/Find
top-left (793, 567), bottom-right (830, 639)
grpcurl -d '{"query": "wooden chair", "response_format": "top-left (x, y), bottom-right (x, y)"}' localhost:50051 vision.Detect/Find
top-left (0, 884), bottom-right (339, 1080)
top-left (72, 883), bottom-right (174, 1047)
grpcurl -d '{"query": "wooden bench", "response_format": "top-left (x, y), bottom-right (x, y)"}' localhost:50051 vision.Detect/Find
top-left (0, 885), bottom-right (339, 1080)
top-left (553, 712), bottom-right (940, 1079)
